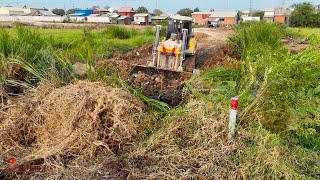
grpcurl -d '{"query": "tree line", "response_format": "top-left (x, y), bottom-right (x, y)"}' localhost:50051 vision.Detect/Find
top-left (51, 3), bottom-right (319, 27)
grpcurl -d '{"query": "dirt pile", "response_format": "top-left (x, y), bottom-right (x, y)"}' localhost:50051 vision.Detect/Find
top-left (281, 38), bottom-right (310, 54)
top-left (0, 81), bottom-right (143, 179)
top-left (200, 44), bottom-right (239, 69)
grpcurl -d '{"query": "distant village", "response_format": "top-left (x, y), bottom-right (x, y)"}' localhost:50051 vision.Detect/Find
top-left (0, 4), bottom-right (319, 26)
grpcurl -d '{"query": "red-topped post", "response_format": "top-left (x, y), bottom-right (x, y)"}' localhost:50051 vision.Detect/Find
top-left (228, 97), bottom-right (238, 138)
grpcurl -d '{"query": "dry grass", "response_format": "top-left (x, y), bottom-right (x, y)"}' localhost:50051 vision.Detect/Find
top-left (0, 81), bottom-right (144, 179)
top-left (128, 100), bottom-right (239, 179)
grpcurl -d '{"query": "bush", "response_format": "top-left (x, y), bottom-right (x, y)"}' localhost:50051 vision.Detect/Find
top-left (102, 26), bottom-right (132, 39)
top-left (229, 22), bottom-right (283, 56)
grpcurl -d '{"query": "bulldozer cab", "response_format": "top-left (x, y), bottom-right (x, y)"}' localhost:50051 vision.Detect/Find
top-left (166, 16), bottom-right (194, 43)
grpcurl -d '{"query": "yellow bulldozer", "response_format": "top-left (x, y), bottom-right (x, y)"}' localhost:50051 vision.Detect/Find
top-left (131, 15), bottom-right (197, 75)
top-left (130, 15), bottom-right (198, 105)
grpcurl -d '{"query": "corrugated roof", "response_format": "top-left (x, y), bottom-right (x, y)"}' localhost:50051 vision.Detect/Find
top-left (170, 15), bottom-right (193, 21)
top-left (191, 12), bottom-right (212, 15)
top-left (70, 13), bottom-right (85, 16)
top-left (264, 11), bottom-right (275, 17)
top-left (35, 10), bottom-right (56, 16)
top-left (152, 16), bottom-right (169, 20)
top-left (107, 13), bottom-right (119, 18)
top-left (134, 13), bottom-right (149, 17)
top-left (119, 7), bottom-right (134, 12)
top-left (209, 11), bottom-right (238, 18)
top-left (118, 16), bottom-right (130, 20)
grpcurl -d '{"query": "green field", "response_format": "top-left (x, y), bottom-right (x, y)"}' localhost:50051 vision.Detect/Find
top-left (288, 27), bottom-right (320, 37)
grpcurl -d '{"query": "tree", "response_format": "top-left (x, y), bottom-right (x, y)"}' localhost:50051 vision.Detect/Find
top-left (290, 2), bottom-right (319, 27)
top-left (210, 9), bottom-right (215, 12)
top-left (67, 9), bottom-right (75, 15)
top-left (236, 11), bottom-right (242, 23)
top-left (177, 8), bottom-right (193, 17)
top-left (252, 11), bottom-right (264, 19)
top-left (194, 7), bottom-right (200, 12)
top-left (153, 9), bottom-right (163, 16)
top-left (52, 8), bottom-right (65, 16)
top-left (136, 6), bottom-right (148, 13)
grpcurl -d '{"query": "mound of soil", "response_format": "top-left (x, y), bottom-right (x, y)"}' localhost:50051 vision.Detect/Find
top-left (0, 81), bottom-right (143, 179)
top-left (281, 38), bottom-right (310, 54)
top-left (200, 44), bottom-right (239, 69)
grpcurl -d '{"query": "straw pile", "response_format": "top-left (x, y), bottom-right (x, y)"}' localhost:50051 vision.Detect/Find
top-left (0, 81), bottom-right (143, 179)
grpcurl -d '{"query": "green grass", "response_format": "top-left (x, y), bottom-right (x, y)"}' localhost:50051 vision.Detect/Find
top-left (183, 22), bottom-right (320, 179)
top-left (288, 27), bottom-right (320, 37)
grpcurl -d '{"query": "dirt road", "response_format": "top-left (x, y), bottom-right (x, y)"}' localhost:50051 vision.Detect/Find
top-left (193, 28), bottom-right (235, 68)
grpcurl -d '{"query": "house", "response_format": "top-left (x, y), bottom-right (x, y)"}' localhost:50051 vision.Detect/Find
top-left (264, 8), bottom-right (290, 24)
top-left (119, 7), bottom-right (135, 18)
top-left (209, 11), bottom-right (238, 25)
top-left (152, 14), bottom-right (170, 24)
top-left (134, 13), bottom-right (151, 25)
top-left (117, 16), bottom-right (132, 25)
top-left (0, 6), bottom-right (26, 16)
top-left (22, 5), bottom-right (47, 14)
top-left (264, 8), bottom-right (275, 23)
top-left (72, 9), bottom-right (93, 16)
top-left (33, 10), bottom-right (56, 16)
top-left (274, 9), bottom-right (290, 24)
top-left (191, 12), bottom-right (211, 25)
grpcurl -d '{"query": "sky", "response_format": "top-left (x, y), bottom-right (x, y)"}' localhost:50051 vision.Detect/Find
top-left (1, 0), bottom-right (319, 13)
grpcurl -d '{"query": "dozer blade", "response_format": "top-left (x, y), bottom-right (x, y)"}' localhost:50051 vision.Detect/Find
top-left (130, 65), bottom-right (192, 82)
top-left (129, 64), bottom-right (192, 106)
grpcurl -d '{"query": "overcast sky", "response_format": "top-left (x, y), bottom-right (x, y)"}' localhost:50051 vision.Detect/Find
top-left (1, 0), bottom-right (319, 13)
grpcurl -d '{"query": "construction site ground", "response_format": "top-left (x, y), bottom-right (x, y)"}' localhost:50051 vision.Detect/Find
top-left (106, 28), bottom-right (237, 105)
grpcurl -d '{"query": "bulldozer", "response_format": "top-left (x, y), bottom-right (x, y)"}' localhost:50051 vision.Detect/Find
top-left (130, 15), bottom-right (198, 105)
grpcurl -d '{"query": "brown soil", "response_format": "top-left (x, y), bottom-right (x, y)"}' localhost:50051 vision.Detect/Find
top-left (281, 38), bottom-right (310, 54)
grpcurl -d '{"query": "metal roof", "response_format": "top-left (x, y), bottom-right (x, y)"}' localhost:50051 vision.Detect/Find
top-left (152, 16), bottom-right (169, 20)
top-left (108, 13), bottom-right (120, 18)
top-left (209, 11), bottom-right (238, 18)
top-left (70, 13), bottom-right (85, 16)
top-left (191, 12), bottom-right (212, 15)
top-left (264, 11), bottom-right (275, 17)
top-left (208, 18), bottom-right (221, 22)
top-left (118, 16), bottom-right (130, 20)
top-left (134, 13), bottom-right (149, 17)
top-left (119, 7), bottom-right (134, 12)
top-left (35, 10), bottom-right (56, 16)
top-left (170, 15), bottom-right (193, 21)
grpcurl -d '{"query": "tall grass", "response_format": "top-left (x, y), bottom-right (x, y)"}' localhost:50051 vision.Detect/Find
top-left (184, 22), bottom-right (320, 178)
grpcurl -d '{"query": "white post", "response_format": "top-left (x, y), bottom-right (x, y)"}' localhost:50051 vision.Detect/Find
top-left (228, 97), bottom-right (238, 139)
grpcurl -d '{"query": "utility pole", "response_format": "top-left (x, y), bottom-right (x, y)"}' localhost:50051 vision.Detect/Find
top-left (155, 0), bottom-right (158, 9)
top-left (281, 0), bottom-right (286, 9)
top-left (272, 0), bottom-right (275, 9)
top-left (249, 0), bottom-right (253, 14)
